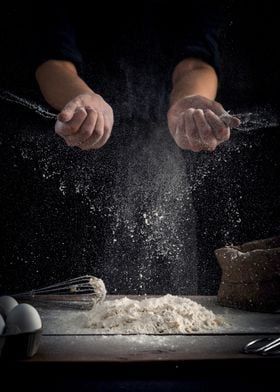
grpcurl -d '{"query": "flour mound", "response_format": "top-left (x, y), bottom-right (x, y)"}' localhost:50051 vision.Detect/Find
top-left (85, 294), bottom-right (224, 333)
top-left (89, 276), bottom-right (107, 304)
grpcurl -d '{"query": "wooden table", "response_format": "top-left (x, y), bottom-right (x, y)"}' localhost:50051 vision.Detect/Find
top-left (2, 296), bottom-right (280, 391)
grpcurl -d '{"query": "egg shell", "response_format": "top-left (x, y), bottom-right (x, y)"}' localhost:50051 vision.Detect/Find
top-left (0, 296), bottom-right (18, 318)
top-left (0, 314), bottom-right (5, 335)
top-left (5, 303), bottom-right (42, 335)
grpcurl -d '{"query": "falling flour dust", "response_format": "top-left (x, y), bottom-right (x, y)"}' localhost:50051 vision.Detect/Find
top-left (84, 294), bottom-right (225, 334)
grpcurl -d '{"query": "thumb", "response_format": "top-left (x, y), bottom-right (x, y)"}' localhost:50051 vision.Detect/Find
top-left (57, 101), bottom-right (78, 122)
top-left (220, 113), bottom-right (241, 129)
top-left (57, 109), bottom-right (74, 123)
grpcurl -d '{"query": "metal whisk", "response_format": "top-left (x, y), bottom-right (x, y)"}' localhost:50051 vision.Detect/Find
top-left (12, 275), bottom-right (107, 310)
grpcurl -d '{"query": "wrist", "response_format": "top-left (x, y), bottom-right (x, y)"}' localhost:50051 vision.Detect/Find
top-left (170, 59), bottom-right (218, 107)
top-left (170, 90), bottom-right (195, 107)
top-left (35, 60), bottom-right (96, 111)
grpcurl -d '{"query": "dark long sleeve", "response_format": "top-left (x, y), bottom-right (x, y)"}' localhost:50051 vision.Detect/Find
top-left (157, 0), bottom-right (224, 76)
top-left (30, 1), bottom-right (83, 72)
top-left (182, 2), bottom-right (223, 75)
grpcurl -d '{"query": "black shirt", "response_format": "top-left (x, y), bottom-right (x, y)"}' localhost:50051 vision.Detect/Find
top-left (31, 1), bottom-right (224, 76)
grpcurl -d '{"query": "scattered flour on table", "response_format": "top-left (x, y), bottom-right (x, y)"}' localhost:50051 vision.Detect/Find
top-left (84, 294), bottom-right (225, 334)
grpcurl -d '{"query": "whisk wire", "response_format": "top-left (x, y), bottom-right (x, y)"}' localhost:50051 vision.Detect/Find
top-left (11, 275), bottom-right (106, 310)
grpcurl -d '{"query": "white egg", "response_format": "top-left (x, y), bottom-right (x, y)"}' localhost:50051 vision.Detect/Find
top-left (5, 303), bottom-right (42, 335)
top-left (0, 314), bottom-right (5, 335)
top-left (0, 296), bottom-right (18, 318)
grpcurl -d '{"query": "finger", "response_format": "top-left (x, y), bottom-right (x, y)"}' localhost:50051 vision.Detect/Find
top-left (219, 113), bottom-right (241, 128)
top-left (173, 112), bottom-right (193, 150)
top-left (85, 127), bottom-right (110, 150)
top-left (91, 133), bottom-right (110, 150)
top-left (91, 109), bottom-right (114, 149)
top-left (204, 110), bottom-right (230, 141)
top-left (66, 109), bottom-right (98, 146)
top-left (79, 112), bottom-right (105, 150)
top-left (57, 101), bottom-right (79, 123)
top-left (210, 100), bottom-right (240, 128)
top-left (183, 109), bottom-right (203, 151)
top-left (56, 108), bottom-right (87, 137)
top-left (174, 111), bottom-right (185, 137)
top-left (193, 109), bottom-right (217, 151)
top-left (92, 113), bottom-right (113, 148)
top-left (210, 100), bottom-right (228, 116)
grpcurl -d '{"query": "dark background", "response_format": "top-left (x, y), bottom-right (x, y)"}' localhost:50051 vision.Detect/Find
top-left (0, 1), bottom-right (280, 295)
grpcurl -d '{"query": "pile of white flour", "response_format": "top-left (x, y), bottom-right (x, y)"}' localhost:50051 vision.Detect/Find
top-left (85, 294), bottom-right (224, 333)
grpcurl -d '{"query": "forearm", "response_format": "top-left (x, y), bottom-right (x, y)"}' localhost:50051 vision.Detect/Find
top-left (170, 58), bottom-right (218, 106)
top-left (35, 60), bottom-right (94, 111)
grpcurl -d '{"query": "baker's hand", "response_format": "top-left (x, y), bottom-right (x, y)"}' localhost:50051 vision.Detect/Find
top-left (167, 95), bottom-right (240, 152)
top-left (55, 93), bottom-right (114, 150)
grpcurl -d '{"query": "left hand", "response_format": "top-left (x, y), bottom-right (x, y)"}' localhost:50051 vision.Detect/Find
top-left (55, 93), bottom-right (114, 150)
top-left (167, 95), bottom-right (240, 152)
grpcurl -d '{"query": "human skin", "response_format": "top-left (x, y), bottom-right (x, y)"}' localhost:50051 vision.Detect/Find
top-left (36, 60), bottom-right (113, 150)
top-left (36, 58), bottom-right (239, 151)
top-left (168, 58), bottom-right (240, 152)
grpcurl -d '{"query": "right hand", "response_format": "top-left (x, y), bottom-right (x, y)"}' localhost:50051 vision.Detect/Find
top-left (168, 95), bottom-right (240, 152)
top-left (55, 93), bottom-right (114, 150)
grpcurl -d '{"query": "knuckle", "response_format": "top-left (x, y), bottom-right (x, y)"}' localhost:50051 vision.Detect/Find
top-left (72, 97), bottom-right (82, 106)
top-left (68, 124), bottom-right (78, 133)
top-left (87, 107), bottom-right (98, 115)
top-left (95, 127), bottom-right (104, 137)
top-left (194, 108), bottom-right (203, 115)
top-left (85, 105), bottom-right (94, 111)
top-left (184, 108), bottom-right (195, 116)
